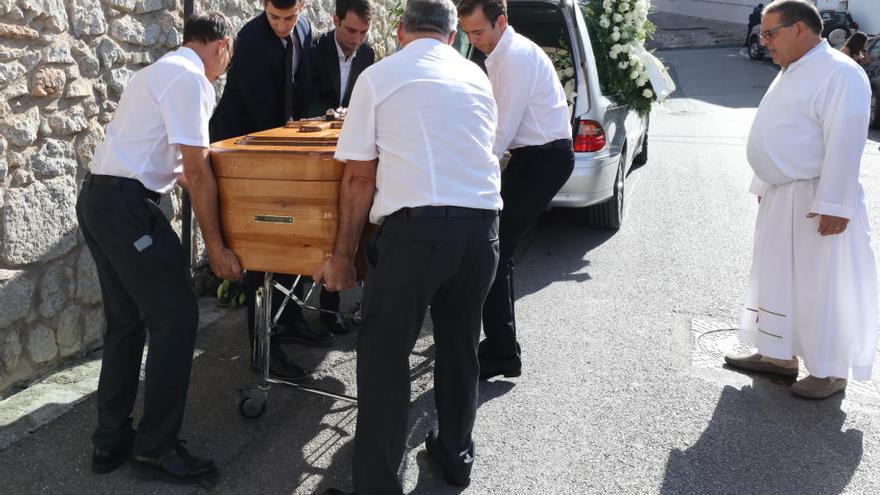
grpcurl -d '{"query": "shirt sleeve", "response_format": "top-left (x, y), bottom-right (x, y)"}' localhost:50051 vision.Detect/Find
top-left (810, 67), bottom-right (871, 219)
top-left (492, 52), bottom-right (534, 159)
top-left (334, 75), bottom-right (378, 162)
top-left (160, 72), bottom-right (210, 148)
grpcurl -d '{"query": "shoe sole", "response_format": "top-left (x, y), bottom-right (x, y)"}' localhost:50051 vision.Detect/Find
top-left (479, 369), bottom-right (521, 381)
top-left (791, 387), bottom-right (847, 400)
top-left (723, 357), bottom-right (798, 378)
top-left (132, 461), bottom-right (217, 485)
top-left (91, 458), bottom-right (128, 474)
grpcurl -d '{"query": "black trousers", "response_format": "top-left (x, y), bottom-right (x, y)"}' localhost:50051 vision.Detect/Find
top-left (481, 143), bottom-right (574, 360)
top-left (76, 174), bottom-right (198, 457)
top-left (353, 207), bottom-right (500, 494)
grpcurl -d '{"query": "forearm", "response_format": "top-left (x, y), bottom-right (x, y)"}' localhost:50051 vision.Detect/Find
top-left (181, 147), bottom-right (227, 256)
top-left (333, 161), bottom-right (376, 261)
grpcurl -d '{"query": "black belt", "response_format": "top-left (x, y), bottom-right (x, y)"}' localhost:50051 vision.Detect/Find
top-left (84, 173), bottom-right (161, 205)
top-left (513, 139), bottom-right (572, 153)
top-left (388, 206), bottom-right (498, 220)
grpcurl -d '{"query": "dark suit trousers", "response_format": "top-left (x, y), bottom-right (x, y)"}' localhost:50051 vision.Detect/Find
top-left (245, 271), bottom-right (305, 356)
top-left (76, 177), bottom-right (199, 457)
top-left (481, 144), bottom-right (574, 359)
top-left (353, 208), bottom-right (500, 494)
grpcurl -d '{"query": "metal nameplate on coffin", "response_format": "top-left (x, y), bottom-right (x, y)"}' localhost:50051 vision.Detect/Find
top-left (253, 214), bottom-right (294, 224)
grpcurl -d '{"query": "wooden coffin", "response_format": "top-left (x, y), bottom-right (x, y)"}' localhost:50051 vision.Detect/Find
top-left (210, 119), bottom-right (359, 277)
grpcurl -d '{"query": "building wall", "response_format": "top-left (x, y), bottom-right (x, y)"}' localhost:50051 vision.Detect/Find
top-left (0, 0), bottom-right (397, 397)
top-left (849, 0), bottom-right (880, 35)
top-left (652, 0), bottom-right (853, 24)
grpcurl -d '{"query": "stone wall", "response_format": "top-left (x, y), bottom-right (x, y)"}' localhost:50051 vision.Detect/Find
top-left (0, 0), bottom-right (398, 396)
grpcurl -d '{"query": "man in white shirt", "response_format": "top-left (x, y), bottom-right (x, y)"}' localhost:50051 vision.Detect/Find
top-left (459, 0), bottom-right (575, 381)
top-left (725, 0), bottom-right (877, 400)
top-left (77, 13), bottom-right (240, 482)
top-left (315, 1), bottom-right (502, 492)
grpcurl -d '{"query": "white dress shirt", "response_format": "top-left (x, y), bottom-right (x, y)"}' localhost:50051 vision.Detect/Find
top-left (484, 26), bottom-right (571, 159)
top-left (335, 38), bottom-right (503, 224)
top-left (335, 36), bottom-right (356, 107)
top-left (747, 40), bottom-right (871, 219)
top-left (90, 47), bottom-right (215, 194)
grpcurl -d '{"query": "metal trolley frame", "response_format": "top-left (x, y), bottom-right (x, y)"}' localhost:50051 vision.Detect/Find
top-left (237, 272), bottom-right (358, 418)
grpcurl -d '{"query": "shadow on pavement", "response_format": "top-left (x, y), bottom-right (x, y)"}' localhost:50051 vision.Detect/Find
top-left (660, 380), bottom-right (863, 495)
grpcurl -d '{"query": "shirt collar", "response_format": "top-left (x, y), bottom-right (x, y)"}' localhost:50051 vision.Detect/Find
top-left (335, 33), bottom-right (357, 63)
top-left (486, 25), bottom-right (515, 65)
top-left (176, 46), bottom-right (205, 74)
top-left (401, 37), bottom-right (444, 54)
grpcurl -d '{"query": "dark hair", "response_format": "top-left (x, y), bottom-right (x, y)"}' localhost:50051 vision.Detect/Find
top-left (402, 0), bottom-right (457, 36)
top-left (763, 0), bottom-right (822, 35)
top-left (336, 0), bottom-right (373, 21)
top-left (457, 0), bottom-right (506, 26)
top-left (265, 0), bottom-right (303, 10)
top-left (843, 31), bottom-right (868, 54)
top-left (183, 12), bottom-right (232, 44)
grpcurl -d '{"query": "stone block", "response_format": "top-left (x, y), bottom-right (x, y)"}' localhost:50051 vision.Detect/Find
top-left (0, 326), bottom-right (22, 372)
top-left (3, 77), bottom-right (29, 100)
top-left (0, 61), bottom-right (26, 88)
top-left (71, 0), bottom-right (107, 36)
top-left (21, 51), bottom-right (43, 71)
top-left (74, 120), bottom-right (104, 167)
top-left (0, 23), bottom-right (40, 41)
top-left (1, 107), bottom-right (40, 147)
top-left (1, 175), bottom-right (79, 265)
top-left (43, 45), bottom-right (75, 64)
top-left (47, 106), bottom-right (88, 135)
top-left (83, 98), bottom-right (99, 117)
top-left (76, 247), bottom-right (102, 304)
top-left (55, 305), bottom-right (82, 357)
top-left (0, 270), bottom-right (36, 328)
top-left (0, 137), bottom-right (6, 180)
top-left (18, 0), bottom-right (68, 33)
top-left (26, 324), bottom-right (58, 364)
top-left (82, 305), bottom-right (105, 349)
top-left (109, 16), bottom-right (161, 46)
top-left (97, 37), bottom-right (125, 69)
top-left (71, 41), bottom-right (100, 77)
top-left (38, 261), bottom-right (72, 318)
top-left (65, 77), bottom-right (93, 98)
top-left (30, 66), bottom-right (66, 97)
top-left (134, 0), bottom-right (161, 13)
top-left (106, 67), bottom-right (134, 94)
top-left (29, 138), bottom-right (77, 178)
top-left (127, 51), bottom-right (153, 66)
top-left (103, 0), bottom-right (136, 12)
top-left (0, 46), bottom-right (25, 62)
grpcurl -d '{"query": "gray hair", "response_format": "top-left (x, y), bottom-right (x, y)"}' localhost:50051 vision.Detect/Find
top-left (402, 0), bottom-right (458, 36)
top-left (763, 0), bottom-right (823, 35)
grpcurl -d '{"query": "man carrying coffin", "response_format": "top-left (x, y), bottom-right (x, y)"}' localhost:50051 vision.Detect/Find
top-left (316, 0), bottom-right (502, 491)
top-left (77, 13), bottom-right (240, 482)
top-left (210, 0), bottom-right (335, 382)
top-left (458, 0), bottom-right (574, 381)
top-left (725, 0), bottom-right (877, 400)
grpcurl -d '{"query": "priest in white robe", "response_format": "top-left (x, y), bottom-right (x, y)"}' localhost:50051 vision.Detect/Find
top-left (725, 0), bottom-right (877, 400)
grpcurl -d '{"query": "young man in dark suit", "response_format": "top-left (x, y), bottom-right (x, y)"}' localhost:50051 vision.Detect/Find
top-left (210, 0), bottom-right (334, 382)
top-left (309, 0), bottom-right (375, 115)
top-left (307, 0), bottom-right (375, 335)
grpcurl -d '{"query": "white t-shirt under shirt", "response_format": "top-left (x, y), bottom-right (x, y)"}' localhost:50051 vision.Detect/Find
top-left (334, 38), bottom-right (503, 224)
top-left (89, 47), bottom-right (215, 194)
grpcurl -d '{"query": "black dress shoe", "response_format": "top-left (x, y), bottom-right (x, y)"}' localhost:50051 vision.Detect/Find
top-left (275, 319), bottom-right (335, 347)
top-left (478, 352), bottom-right (522, 381)
top-left (322, 313), bottom-right (353, 335)
top-left (424, 430), bottom-right (472, 488)
top-left (92, 445), bottom-right (131, 474)
top-left (269, 353), bottom-right (309, 381)
top-left (132, 441), bottom-right (216, 484)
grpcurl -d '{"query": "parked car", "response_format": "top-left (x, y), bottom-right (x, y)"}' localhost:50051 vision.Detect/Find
top-left (747, 10), bottom-right (860, 61)
top-left (457, 0), bottom-right (650, 229)
top-left (867, 36), bottom-right (880, 129)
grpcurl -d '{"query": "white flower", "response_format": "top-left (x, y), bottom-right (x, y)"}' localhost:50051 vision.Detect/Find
top-left (613, 13), bottom-right (624, 23)
top-left (630, 69), bottom-right (640, 80)
top-left (599, 16), bottom-right (611, 28)
top-left (642, 89), bottom-right (654, 99)
top-left (618, 61), bottom-right (629, 69)
top-left (611, 32), bottom-right (621, 41)
top-left (563, 67), bottom-right (574, 78)
top-left (603, 0), bottom-right (613, 9)
top-left (636, 77), bottom-right (647, 87)
top-left (613, 26), bottom-right (619, 32)
top-left (619, 2), bottom-right (630, 13)
top-left (609, 50), bottom-right (619, 60)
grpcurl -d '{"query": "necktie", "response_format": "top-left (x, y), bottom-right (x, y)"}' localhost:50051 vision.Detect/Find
top-left (283, 35), bottom-right (294, 122)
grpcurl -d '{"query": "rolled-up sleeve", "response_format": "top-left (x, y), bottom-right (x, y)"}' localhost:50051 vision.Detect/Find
top-left (159, 73), bottom-right (211, 148)
top-left (335, 75), bottom-right (378, 162)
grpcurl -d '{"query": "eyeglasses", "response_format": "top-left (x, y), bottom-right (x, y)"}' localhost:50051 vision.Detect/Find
top-left (759, 23), bottom-right (794, 40)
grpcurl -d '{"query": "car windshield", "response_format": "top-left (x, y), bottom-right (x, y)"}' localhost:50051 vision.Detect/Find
top-left (821, 11), bottom-right (850, 26)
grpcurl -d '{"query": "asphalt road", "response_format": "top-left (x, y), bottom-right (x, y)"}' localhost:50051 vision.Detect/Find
top-left (1, 46), bottom-right (879, 494)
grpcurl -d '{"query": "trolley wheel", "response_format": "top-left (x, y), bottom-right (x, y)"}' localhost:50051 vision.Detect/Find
top-left (238, 389), bottom-right (267, 419)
